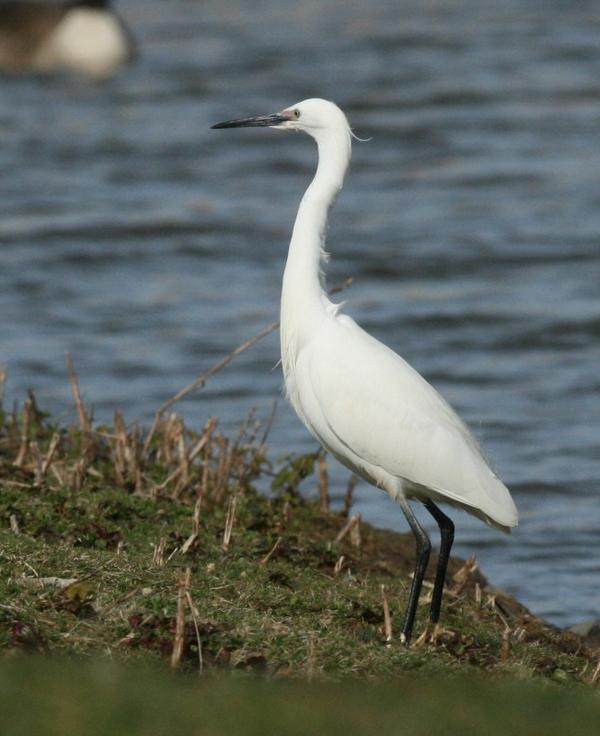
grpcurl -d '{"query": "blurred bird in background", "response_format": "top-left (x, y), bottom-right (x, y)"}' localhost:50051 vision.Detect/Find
top-left (0, 0), bottom-right (135, 78)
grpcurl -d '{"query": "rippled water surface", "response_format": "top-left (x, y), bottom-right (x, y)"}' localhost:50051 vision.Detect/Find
top-left (1, 0), bottom-right (599, 625)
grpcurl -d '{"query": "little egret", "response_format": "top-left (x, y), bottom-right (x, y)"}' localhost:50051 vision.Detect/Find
top-left (212, 99), bottom-right (518, 644)
top-left (0, 1), bottom-right (135, 78)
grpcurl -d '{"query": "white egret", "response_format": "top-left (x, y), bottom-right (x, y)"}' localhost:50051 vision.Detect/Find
top-left (212, 99), bottom-right (518, 644)
top-left (0, 1), bottom-right (135, 78)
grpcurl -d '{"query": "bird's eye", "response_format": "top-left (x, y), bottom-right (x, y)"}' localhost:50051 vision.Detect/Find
top-left (293, 109), bottom-right (301, 119)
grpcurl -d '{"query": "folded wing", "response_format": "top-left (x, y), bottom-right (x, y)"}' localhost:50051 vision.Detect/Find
top-left (297, 314), bottom-right (518, 530)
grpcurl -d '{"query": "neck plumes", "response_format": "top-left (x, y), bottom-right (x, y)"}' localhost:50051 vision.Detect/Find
top-left (280, 129), bottom-right (351, 376)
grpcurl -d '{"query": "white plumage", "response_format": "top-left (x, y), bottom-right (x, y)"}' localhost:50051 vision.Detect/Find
top-left (285, 313), bottom-right (517, 530)
top-left (212, 98), bottom-right (518, 643)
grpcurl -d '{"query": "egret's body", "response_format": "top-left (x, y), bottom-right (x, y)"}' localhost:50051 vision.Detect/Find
top-left (212, 99), bottom-right (518, 642)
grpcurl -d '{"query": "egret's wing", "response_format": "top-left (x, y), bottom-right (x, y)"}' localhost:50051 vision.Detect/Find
top-left (299, 314), bottom-right (517, 529)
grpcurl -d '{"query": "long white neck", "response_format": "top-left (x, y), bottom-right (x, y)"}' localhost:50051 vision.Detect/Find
top-left (280, 129), bottom-right (351, 376)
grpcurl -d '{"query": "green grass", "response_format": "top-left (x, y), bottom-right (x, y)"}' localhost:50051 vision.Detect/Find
top-left (2, 658), bottom-right (600, 736)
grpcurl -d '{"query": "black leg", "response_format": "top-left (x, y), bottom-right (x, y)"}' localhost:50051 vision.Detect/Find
top-left (423, 500), bottom-right (455, 624)
top-left (397, 497), bottom-right (431, 644)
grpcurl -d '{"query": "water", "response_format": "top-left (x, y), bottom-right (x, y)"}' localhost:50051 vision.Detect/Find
top-left (1, 0), bottom-right (599, 626)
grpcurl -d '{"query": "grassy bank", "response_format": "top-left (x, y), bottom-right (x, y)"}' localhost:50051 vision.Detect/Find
top-left (1, 390), bottom-right (597, 685)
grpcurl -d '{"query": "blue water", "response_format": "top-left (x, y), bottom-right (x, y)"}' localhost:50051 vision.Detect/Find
top-left (1, 0), bottom-right (599, 626)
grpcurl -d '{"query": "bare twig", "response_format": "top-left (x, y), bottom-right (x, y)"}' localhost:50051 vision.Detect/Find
top-left (333, 555), bottom-right (345, 576)
top-left (30, 442), bottom-right (44, 484)
top-left (40, 433), bottom-right (60, 478)
top-left (381, 584), bottom-right (392, 645)
top-left (222, 493), bottom-right (238, 551)
top-left (111, 410), bottom-right (127, 486)
top-left (21, 576), bottom-right (78, 590)
top-left (450, 556), bottom-right (479, 596)
top-left (260, 537), bottom-right (282, 566)
top-left (181, 535), bottom-right (197, 556)
top-left (185, 590), bottom-right (203, 674)
top-left (189, 424), bottom-right (216, 464)
top-left (157, 420), bottom-right (216, 495)
top-left (24, 558), bottom-right (115, 592)
top-left (176, 431), bottom-right (189, 492)
top-left (13, 398), bottom-right (32, 467)
top-left (171, 567), bottom-right (191, 670)
top-left (71, 457), bottom-right (88, 493)
top-left (50, 463), bottom-right (66, 487)
top-left (66, 352), bottom-right (90, 433)
top-left (342, 475), bottom-right (358, 517)
top-left (590, 659), bottom-right (600, 685)
top-left (162, 426), bottom-right (217, 498)
top-left (181, 498), bottom-right (203, 555)
top-left (152, 538), bottom-right (167, 567)
top-left (334, 514), bottom-right (361, 546)
top-left (9, 514), bottom-right (19, 534)
top-left (349, 513), bottom-right (362, 550)
top-left (192, 496), bottom-right (202, 534)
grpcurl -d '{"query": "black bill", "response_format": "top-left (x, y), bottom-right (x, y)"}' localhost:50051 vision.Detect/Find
top-left (211, 113), bottom-right (287, 129)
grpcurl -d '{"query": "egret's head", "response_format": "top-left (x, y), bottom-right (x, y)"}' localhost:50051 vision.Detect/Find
top-left (211, 98), bottom-right (351, 143)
